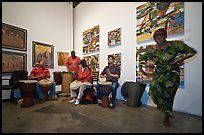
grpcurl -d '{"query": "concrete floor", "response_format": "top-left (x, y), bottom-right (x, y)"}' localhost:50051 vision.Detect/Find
top-left (2, 97), bottom-right (202, 133)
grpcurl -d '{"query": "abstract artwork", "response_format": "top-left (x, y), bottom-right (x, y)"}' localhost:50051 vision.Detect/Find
top-left (108, 28), bottom-right (121, 47)
top-left (136, 2), bottom-right (184, 43)
top-left (83, 25), bottom-right (100, 54)
top-left (83, 54), bottom-right (100, 72)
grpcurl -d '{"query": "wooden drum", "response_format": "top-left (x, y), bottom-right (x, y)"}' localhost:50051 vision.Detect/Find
top-left (98, 81), bottom-right (112, 108)
top-left (18, 80), bottom-right (38, 108)
top-left (61, 71), bottom-right (74, 96)
top-left (53, 71), bottom-right (62, 85)
top-left (38, 79), bottom-right (52, 98)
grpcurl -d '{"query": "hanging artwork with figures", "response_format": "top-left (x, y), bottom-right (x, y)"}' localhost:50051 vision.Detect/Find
top-left (2, 23), bottom-right (27, 51)
top-left (83, 25), bottom-right (100, 55)
top-left (108, 28), bottom-right (121, 47)
top-left (83, 54), bottom-right (100, 72)
top-left (136, 2), bottom-right (184, 43)
top-left (57, 52), bottom-right (69, 66)
top-left (2, 50), bottom-right (27, 74)
top-left (136, 45), bottom-right (184, 89)
top-left (108, 53), bottom-right (121, 69)
top-left (32, 41), bottom-right (54, 68)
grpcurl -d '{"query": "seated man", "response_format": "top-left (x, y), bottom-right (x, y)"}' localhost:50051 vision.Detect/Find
top-left (68, 59), bottom-right (93, 105)
top-left (96, 55), bottom-right (121, 109)
top-left (29, 59), bottom-right (57, 104)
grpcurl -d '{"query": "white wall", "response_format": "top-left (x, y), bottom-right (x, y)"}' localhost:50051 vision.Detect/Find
top-left (73, 2), bottom-right (202, 116)
top-left (2, 2), bottom-right (73, 80)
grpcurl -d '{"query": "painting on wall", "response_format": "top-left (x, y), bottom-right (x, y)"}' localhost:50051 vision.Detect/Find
top-left (57, 51), bottom-right (69, 66)
top-left (108, 53), bottom-right (121, 69)
top-left (32, 41), bottom-right (54, 68)
top-left (136, 2), bottom-right (184, 43)
top-left (83, 54), bottom-right (100, 72)
top-left (2, 23), bottom-right (27, 51)
top-left (83, 25), bottom-right (100, 55)
top-left (136, 45), bottom-right (184, 89)
top-left (108, 28), bottom-right (121, 47)
top-left (2, 50), bottom-right (27, 74)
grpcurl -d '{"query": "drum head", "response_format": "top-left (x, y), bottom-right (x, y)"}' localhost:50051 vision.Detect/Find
top-left (98, 81), bottom-right (112, 86)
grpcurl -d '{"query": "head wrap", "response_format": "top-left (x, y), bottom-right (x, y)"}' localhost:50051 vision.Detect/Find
top-left (153, 28), bottom-right (167, 39)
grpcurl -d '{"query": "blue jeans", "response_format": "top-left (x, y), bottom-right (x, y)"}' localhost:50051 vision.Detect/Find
top-left (96, 82), bottom-right (119, 105)
top-left (35, 82), bottom-right (56, 99)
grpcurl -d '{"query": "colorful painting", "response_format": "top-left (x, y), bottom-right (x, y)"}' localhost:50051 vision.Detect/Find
top-left (32, 41), bottom-right (54, 68)
top-left (83, 25), bottom-right (100, 54)
top-left (108, 28), bottom-right (121, 47)
top-left (57, 52), bottom-right (69, 66)
top-left (136, 2), bottom-right (184, 43)
top-left (108, 53), bottom-right (121, 69)
top-left (2, 23), bottom-right (27, 51)
top-left (83, 54), bottom-right (100, 71)
top-left (136, 45), bottom-right (184, 89)
top-left (2, 50), bottom-right (27, 74)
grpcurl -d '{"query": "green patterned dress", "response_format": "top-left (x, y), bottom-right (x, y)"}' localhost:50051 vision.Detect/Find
top-left (139, 40), bottom-right (197, 116)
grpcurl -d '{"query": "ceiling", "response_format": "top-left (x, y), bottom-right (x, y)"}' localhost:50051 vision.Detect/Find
top-left (73, 2), bottom-right (81, 8)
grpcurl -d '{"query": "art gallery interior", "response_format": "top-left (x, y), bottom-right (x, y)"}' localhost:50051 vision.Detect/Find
top-left (2, 2), bottom-right (202, 133)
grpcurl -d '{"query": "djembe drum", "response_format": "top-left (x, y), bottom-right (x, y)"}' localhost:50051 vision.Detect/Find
top-left (38, 79), bottom-right (52, 98)
top-left (61, 71), bottom-right (74, 96)
top-left (98, 81), bottom-right (112, 108)
top-left (18, 80), bottom-right (38, 108)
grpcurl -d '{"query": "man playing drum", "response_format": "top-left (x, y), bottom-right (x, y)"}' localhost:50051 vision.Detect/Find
top-left (96, 55), bottom-right (121, 109)
top-left (29, 59), bottom-right (57, 104)
top-left (68, 59), bottom-right (93, 105)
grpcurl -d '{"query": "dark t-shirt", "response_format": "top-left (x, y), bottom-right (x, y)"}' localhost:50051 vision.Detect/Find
top-left (101, 64), bottom-right (120, 82)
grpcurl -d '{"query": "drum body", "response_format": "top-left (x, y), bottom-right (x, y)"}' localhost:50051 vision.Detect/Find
top-left (61, 71), bottom-right (74, 95)
top-left (53, 71), bottom-right (62, 85)
top-left (18, 80), bottom-right (37, 107)
top-left (38, 79), bottom-right (52, 97)
top-left (98, 81), bottom-right (112, 108)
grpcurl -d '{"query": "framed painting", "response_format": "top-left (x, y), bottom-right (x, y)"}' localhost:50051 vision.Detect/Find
top-left (2, 50), bottom-right (27, 74)
top-left (57, 51), bottom-right (69, 66)
top-left (32, 41), bottom-right (54, 68)
top-left (2, 23), bottom-right (27, 51)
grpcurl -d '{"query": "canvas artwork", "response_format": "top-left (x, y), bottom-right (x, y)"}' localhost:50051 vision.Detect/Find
top-left (83, 54), bottom-right (100, 71)
top-left (83, 25), bottom-right (100, 54)
top-left (108, 53), bottom-right (121, 69)
top-left (136, 45), bottom-right (184, 88)
top-left (2, 23), bottom-right (27, 51)
top-left (57, 52), bottom-right (69, 66)
top-left (2, 51), bottom-right (27, 74)
top-left (32, 41), bottom-right (54, 68)
top-left (108, 28), bottom-right (121, 47)
top-left (136, 2), bottom-right (184, 43)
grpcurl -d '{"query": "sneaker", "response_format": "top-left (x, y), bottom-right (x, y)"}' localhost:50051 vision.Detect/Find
top-left (98, 100), bottom-right (102, 106)
top-left (109, 103), bottom-right (114, 109)
top-left (47, 96), bottom-right (58, 101)
top-left (39, 97), bottom-right (46, 104)
top-left (74, 99), bottom-right (80, 105)
top-left (69, 98), bottom-right (76, 103)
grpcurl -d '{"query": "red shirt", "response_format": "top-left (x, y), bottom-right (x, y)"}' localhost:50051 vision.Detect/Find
top-left (66, 56), bottom-right (81, 73)
top-left (30, 66), bottom-right (50, 81)
top-left (77, 66), bottom-right (93, 83)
